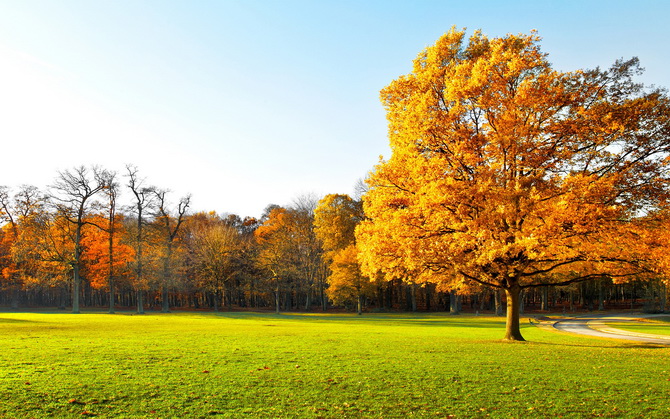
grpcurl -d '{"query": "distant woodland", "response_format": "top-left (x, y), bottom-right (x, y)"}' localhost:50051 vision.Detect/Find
top-left (0, 164), bottom-right (665, 316)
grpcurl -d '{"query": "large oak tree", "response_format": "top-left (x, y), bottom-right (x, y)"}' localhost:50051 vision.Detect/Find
top-left (357, 28), bottom-right (670, 340)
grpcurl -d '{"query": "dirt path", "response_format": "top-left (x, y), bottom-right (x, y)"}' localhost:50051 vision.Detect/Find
top-left (551, 314), bottom-right (670, 345)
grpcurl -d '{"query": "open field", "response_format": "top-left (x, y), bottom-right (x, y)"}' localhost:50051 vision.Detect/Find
top-left (1, 312), bottom-right (669, 418)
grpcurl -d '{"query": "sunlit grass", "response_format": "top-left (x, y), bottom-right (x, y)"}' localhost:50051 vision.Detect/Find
top-left (607, 316), bottom-right (670, 337)
top-left (0, 311), bottom-right (669, 418)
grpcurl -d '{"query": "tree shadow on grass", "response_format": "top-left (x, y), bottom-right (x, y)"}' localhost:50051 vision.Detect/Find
top-left (211, 312), bottom-right (517, 333)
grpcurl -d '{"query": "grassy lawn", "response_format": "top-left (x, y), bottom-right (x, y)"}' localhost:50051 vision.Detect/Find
top-left (1, 311), bottom-right (669, 418)
top-left (606, 316), bottom-right (670, 337)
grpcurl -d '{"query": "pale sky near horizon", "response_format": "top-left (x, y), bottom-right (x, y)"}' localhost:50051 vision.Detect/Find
top-left (1, 0), bottom-right (669, 218)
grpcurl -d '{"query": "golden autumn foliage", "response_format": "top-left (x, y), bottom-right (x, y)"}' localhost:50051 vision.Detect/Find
top-left (314, 194), bottom-right (362, 258)
top-left (254, 207), bottom-right (294, 276)
top-left (80, 215), bottom-right (135, 290)
top-left (357, 28), bottom-right (670, 340)
top-left (314, 194), bottom-right (372, 313)
top-left (0, 224), bottom-right (17, 283)
top-left (325, 244), bottom-right (375, 314)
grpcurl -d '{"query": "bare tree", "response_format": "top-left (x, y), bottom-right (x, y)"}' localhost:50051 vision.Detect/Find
top-left (289, 194), bottom-right (326, 310)
top-left (49, 166), bottom-right (108, 313)
top-left (353, 178), bottom-right (369, 202)
top-left (152, 189), bottom-right (190, 313)
top-left (126, 165), bottom-right (155, 314)
top-left (97, 171), bottom-right (120, 314)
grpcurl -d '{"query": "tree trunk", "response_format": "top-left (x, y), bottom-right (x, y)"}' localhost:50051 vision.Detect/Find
top-left (504, 285), bottom-right (525, 341)
top-left (495, 289), bottom-right (503, 316)
top-left (426, 286), bottom-right (432, 311)
top-left (410, 283), bottom-right (417, 312)
top-left (541, 286), bottom-right (548, 311)
top-left (108, 233), bottom-right (115, 314)
top-left (569, 290), bottom-right (574, 312)
top-left (598, 278), bottom-right (605, 311)
top-left (320, 280), bottom-right (327, 311)
top-left (305, 288), bottom-right (312, 310)
top-left (108, 277), bottom-right (115, 314)
top-left (162, 283), bottom-right (170, 313)
top-left (449, 291), bottom-right (460, 315)
top-left (137, 289), bottom-right (145, 314)
top-left (10, 285), bottom-right (19, 309)
top-left (357, 293), bottom-right (362, 315)
top-left (72, 266), bottom-right (81, 314)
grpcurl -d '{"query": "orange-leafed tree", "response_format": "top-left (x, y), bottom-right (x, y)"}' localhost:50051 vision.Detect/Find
top-left (80, 214), bottom-right (135, 300)
top-left (325, 244), bottom-right (375, 314)
top-left (254, 206), bottom-right (301, 313)
top-left (314, 194), bottom-right (371, 313)
top-left (0, 186), bottom-right (21, 306)
top-left (0, 224), bottom-right (18, 304)
top-left (314, 194), bottom-right (363, 259)
top-left (49, 166), bottom-right (109, 313)
top-left (3, 186), bottom-right (51, 303)
top-left (357, 28), bottom-right (670, 340)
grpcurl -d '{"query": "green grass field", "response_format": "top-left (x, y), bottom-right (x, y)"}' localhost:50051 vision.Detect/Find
top-left (1, 311), bottom-right (669, 418)
top-left (607, 316), bottom-right (670, 337)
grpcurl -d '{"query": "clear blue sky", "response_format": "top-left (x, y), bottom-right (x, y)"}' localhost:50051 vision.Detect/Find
top-left (1, 0), bottom-right (668, 217)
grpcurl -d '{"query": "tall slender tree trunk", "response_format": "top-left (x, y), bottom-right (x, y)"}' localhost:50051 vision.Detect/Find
top-left (162, 245), bottom-right (172, 313)
top-left (226, 285), bottom-right (233, 311)
top-left (504, 284), bottom-right (524, 341)
top-left (305, 288), bottom-right (312, 310)
top-left (162, 283), bottom-right (170, 313)
top-left (108, 240), bottom-right (115, 313)
top-left (410, 283), bottom-right (417, 312)
top-left (108, 277), bottom-right (115, 313)
top-left (357, 293), bottom-right (362, 315)
top-left (107, 184), bottom-right (117, 314)
top-left (72, 265), bottom-right (81, 314)
top-left (598, 278), bottom-right (605, 311)
top-left (495, 289), bottom-right (503, 316)
top-left (137, 290), bottom-right (144, 314)
top-left (10, 286), bottom-right (19, 309)
top-left (449, 291), bottom-right (460, 314)
top-left (426, 286), bottom-right (432, 311)
top-left (320, 278), bottom-right (327, 311)
top-left (108, 225), bottom-right (115, 314)
top-left (136, 205), bottom-right (145, 314)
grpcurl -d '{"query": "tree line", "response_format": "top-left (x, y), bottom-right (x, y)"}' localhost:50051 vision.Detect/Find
top-left (0, 164), bottom-right (665, 316)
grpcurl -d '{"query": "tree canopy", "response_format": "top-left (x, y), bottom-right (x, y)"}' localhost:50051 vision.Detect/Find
top-left (357, 28), bottom-right (670, 340)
